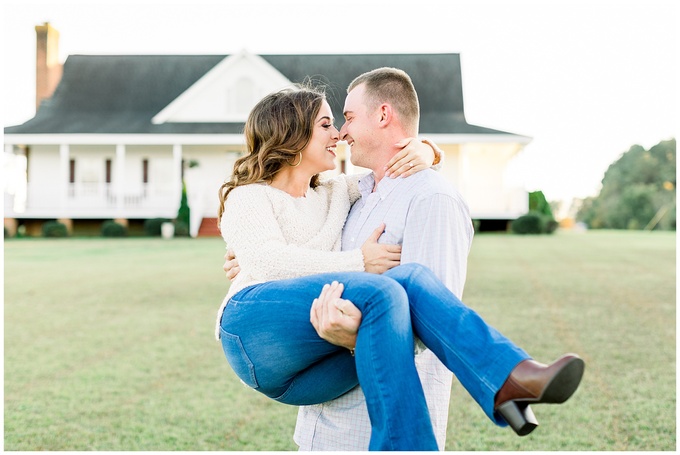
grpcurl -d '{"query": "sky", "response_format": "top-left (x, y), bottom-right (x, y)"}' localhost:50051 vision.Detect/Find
top-left (2, 0), bottom-right (678, 204)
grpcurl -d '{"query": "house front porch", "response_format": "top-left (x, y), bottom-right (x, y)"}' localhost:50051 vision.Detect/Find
top-left (6, 182), bottom-right (180, 220)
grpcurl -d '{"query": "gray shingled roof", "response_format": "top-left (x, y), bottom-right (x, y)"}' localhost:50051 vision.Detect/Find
top-left (5, 53), bottom-right (518, 136)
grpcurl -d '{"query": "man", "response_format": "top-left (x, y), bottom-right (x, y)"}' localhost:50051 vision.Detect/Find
top-left (224, 68), bottom-right (583, 450)
top-left (294, 68), bottom-right (471, 450)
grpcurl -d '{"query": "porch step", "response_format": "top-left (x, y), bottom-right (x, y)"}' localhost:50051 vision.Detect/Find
top-left (198, 218), bottom-right (221, 237)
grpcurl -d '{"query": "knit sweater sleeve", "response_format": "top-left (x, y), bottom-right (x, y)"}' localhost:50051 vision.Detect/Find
top-left (221, 185), bottom-right (365, 283)
top-left (332, 172), bottom-right (369, 204)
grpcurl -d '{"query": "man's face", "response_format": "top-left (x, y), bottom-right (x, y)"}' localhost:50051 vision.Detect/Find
top-left (340, 83), bottom-right (380, 170)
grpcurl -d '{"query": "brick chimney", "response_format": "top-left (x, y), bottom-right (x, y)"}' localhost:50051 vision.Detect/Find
top-left (35, 22), bottom-right (63, 111)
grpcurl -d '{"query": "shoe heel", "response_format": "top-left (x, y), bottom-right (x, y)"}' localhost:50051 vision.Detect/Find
top-left (497, 401), bottom-right (539, 436)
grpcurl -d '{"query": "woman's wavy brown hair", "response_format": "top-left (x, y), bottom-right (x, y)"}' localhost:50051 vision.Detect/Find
top-left (217, 84), bottom-right (326, 225)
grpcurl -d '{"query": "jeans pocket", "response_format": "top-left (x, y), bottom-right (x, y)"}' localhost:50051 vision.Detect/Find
top-left (220, 328), bottom-right (259, 390)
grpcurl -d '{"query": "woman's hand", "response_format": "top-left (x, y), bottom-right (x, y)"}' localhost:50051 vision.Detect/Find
top-left (384, 137), bottom-right (441, 178)
top-left (310, 281), bottom-right (362, 350)
top-left (360, 223), bottom-right (401, 274)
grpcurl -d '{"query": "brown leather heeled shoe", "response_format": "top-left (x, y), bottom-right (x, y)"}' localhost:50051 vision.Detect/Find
top-left (494, 354), bottom-right (585, 436)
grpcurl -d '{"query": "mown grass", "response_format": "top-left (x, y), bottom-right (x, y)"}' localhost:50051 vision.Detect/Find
top-left (447, 230), bottom-right (676, 450)
top-left (3, 231), bottom-right (676, 450)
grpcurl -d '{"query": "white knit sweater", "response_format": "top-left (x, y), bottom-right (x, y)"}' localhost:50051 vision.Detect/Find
top-left (215, 174), bottom-right (366, 339)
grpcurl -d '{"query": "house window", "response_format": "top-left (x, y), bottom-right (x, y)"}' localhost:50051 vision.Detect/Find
top-left (142, 159), bottom-right (149, 183)
top-left (105, 159), bottom-right (112, 183)
top-left (69, 159), bottom-right (76, 183)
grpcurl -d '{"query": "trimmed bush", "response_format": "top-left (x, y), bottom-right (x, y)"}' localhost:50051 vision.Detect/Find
top-left (177, 182), bottom-right (190, 227)
top-left (143, 218), bottom-right (171, 237)
top-left (174, 220), bottom-right (190, 237)
top-left (42, 221), bottom-right (68, 238)
top-left (511, 212), bottom-right (543, 234)
top-left (471, 219), bottom-right (481, 233)
top-left (544, 217), bottom-right (559, 234)
top-left (101, 220), bottom-right (128, 237)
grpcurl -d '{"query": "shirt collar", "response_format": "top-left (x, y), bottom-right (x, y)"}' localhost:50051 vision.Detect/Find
top-left (358, 172), bottom-right (403, 200)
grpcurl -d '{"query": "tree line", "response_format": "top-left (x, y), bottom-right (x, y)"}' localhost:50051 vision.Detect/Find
top-left (577, 138), bottom-right (676, 230)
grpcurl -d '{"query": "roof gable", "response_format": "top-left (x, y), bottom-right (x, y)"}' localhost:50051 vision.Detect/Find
top-left (152, 51), bottom-right (293, 124)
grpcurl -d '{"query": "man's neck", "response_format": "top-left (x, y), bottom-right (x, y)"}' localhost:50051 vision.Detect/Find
top-left (372, 167), bottom-right (387, 189)
top-left (370, 133), bottom-right (413, 189)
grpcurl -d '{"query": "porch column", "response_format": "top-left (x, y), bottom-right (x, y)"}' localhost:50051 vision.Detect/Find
top-left (115, 144), bottom-right (126, 214)
top-left (59, 144), bottom-right (69, 214)
top-left (172, 144), bottom-right (183, 211)
top-left (4, 144), bottom-right (16, 222)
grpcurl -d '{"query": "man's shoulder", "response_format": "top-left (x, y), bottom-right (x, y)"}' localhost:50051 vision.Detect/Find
top-left (401, 169), bottom-right (464, 200)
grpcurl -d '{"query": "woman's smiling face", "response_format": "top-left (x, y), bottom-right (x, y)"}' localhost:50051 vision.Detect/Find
top-left (299, 100), bottom-right (340, 174)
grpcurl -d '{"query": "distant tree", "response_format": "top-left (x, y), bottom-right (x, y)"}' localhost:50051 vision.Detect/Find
top-left (576, 138), bottom-right (676, 230)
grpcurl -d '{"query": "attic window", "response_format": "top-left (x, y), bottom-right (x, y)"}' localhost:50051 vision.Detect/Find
top-left (228, 77), bottom-right (256, 117)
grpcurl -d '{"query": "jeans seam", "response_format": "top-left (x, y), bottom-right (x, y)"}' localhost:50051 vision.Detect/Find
top-left (272, 375), bottom-right (299, 402)
top-left (365, 298), bottom-right (396, 450)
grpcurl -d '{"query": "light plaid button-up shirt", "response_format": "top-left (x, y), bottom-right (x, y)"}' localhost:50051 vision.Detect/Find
top-left (294, 169), bottom-right (474, 450)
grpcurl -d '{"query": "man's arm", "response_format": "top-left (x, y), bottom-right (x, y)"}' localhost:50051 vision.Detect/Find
top-left (311, 191), bottom-right (473, 346)
top-left (223, 249), bottom-right (240, 280)
top-left (401, 191), bottom-right (473, 297)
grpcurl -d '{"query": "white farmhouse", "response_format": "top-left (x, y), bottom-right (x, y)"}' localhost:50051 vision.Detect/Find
top-left (4, 23), bottom-right (531, 237)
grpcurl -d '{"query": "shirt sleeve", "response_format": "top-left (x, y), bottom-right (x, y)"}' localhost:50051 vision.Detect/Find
top-left (400, 192), bottom-right (474, 299)
top-left (221, 186), bottom-right (365, 282)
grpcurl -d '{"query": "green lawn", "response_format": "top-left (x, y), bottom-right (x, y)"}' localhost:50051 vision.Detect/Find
top-left (4, 231), bottom-right (676, 450)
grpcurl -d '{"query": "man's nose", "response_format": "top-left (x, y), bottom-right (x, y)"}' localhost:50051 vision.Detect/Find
top-left (339, 122), bottom-right (348, 141)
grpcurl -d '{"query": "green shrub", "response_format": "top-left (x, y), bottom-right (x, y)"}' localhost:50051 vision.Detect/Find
top-left (472, 219), bottom-right (481, 233)
top-left (101, 220), bottom-right (128, 237)
top-left (177, 182), bottom-right (190, 227)
top-left (42, 221), bottom-right (68, 238)
top-left (511, 212), bottom-right (543, 234)
top-left (544, 217), bottom-right (559, 234)
top-left (143, 218), bottom-right (171, 236)
top-left (174, 220), bottom-right (190, 237)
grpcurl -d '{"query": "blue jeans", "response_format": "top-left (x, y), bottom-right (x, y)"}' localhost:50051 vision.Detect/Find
top-left (219, 263), bottom-right (529, 451)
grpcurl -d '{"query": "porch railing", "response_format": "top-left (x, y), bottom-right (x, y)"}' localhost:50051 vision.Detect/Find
top-left (4, 182), bottom-right (180, 218)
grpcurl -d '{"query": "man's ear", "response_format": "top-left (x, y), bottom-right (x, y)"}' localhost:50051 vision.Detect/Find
top-left (377, 103), bottom-right (393, 128)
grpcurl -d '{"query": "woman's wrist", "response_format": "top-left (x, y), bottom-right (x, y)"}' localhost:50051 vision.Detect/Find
top-left (421, 138), bottom-right (442, 166)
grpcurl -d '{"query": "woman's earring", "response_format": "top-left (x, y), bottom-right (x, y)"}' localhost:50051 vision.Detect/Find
top-left (290, 152), bottom-right (302, 167)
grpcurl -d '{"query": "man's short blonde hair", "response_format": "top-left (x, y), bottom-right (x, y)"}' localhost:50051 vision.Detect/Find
top-left (348, 67), bottom-right (420, 135)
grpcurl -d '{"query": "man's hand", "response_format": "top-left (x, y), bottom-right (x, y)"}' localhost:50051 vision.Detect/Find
top-left (310, 281), bottom-right (362, 350)
top-left (223, 248), bottom-right (240, 280)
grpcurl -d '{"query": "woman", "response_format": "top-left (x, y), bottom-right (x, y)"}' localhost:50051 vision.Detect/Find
top-left (216, 85), bottom-right (584, 451)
